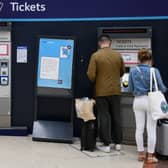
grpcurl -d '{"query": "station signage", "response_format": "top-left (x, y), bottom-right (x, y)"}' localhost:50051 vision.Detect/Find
top-left (0, 0), bottom-right (168, 20)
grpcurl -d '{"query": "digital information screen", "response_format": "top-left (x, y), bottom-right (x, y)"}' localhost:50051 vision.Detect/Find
top-left (37, 37), bottom-right (74, 90)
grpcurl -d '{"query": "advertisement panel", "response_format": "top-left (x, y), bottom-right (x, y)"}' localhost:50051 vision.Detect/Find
top-left (37, 37), bottom-right (74, 89)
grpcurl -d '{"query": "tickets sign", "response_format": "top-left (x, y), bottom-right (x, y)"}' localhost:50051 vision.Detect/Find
top-left (0, 0), bottom-right (168, 20)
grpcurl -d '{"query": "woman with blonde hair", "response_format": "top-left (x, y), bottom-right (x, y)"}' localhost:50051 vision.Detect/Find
top-left (129, 48), bottom-right (167, 163)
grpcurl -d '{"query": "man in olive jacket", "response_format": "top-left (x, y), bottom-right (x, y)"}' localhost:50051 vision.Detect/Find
top-left (87, 35), bottom-right (125, 152)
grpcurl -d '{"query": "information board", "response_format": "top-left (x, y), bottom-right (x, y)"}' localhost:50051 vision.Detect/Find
top-left (37, 37), bottom-right (74, 91)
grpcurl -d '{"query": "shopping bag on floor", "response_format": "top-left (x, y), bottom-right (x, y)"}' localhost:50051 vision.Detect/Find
top-left (75, 98), bottom-right (96, 122)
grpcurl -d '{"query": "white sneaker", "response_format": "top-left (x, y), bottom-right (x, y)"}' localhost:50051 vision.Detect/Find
top-left (115, 144), bottom-right (121, 151)
top-left (97, 145), bottom-right (111, 153)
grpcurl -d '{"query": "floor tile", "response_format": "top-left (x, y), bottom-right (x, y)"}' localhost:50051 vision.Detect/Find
top-left (0, 136), bottom-right (143, 168)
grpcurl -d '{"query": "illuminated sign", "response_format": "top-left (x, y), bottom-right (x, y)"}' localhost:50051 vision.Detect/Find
top-left (37, 37), bottom-right (75, 89)
top-left (0, 0), bottom-right (168, 20)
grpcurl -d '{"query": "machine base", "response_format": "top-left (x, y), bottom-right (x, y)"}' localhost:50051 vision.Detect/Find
top-left (0, 127), bottom-right (28, 136)
top-left (32, 120), bottom-right (73, 143)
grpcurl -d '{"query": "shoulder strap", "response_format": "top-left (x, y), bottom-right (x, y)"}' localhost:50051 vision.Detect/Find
top-left (150, 68), bottom-right (158, 92)
top-left (136, 66), bottom-right (143, 79)
top-left (136, 66), bottom-right (141, 73)
top-left (150, 68), bottom-right (153, 92)
top-left (136, 66), bottom-right (147, 86)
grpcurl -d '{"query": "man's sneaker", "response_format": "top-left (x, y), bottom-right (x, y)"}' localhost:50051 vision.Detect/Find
top-left (97, 145), bottom-right (111, 153)
top-left (115, 144), bottom-right (121, 151)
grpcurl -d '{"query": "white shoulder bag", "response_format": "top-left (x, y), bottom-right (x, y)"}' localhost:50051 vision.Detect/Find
top-left (148, 68), bottom-right (168, 120)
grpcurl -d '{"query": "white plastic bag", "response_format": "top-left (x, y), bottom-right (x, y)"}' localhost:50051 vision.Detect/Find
top-left (75, 98), bottom-right (96, 122)
top-left (148, 68), bottom-right (168, 120)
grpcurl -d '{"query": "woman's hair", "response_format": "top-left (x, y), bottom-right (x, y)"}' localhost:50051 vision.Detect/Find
top-left (138, 48), bottom-right (152, 63)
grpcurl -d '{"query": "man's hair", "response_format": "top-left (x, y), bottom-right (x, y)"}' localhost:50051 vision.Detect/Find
top-left (138, 48), bottom-right (152, 63)
top-left (98, 34), bottom-right (112, 42)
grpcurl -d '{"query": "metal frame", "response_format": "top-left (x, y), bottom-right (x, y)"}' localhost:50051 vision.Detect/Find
top-left (32, 35), bottom-right (76, 143)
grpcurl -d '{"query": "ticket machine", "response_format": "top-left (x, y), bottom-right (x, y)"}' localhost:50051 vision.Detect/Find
top-left (0, 22), bottom-right (11, 127)
top-left (98, 27), bottom-right (152, 92)
top-left (98, 27), bottom-right (152, 144)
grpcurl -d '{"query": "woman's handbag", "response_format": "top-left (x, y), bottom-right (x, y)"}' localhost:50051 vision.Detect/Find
top-left (148, 68), bottom-right (168, 120)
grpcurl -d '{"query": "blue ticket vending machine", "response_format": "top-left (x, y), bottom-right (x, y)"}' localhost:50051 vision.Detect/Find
top-left (33, 36), bottom-right (75, 143)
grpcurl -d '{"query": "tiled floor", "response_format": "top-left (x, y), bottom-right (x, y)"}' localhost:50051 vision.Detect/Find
top-left (0, 136), bottom-right (167, 168)
top-left (0, 136), bottom-right (143, 168)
